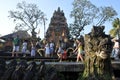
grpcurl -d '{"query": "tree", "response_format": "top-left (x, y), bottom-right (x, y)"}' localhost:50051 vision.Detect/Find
top-left (109, 18), bottom-right (120, 39)
top-left (8, 1), bottom-right (47, 38)
top-left (95, 6), bottom-right (117, 26)
top-left (69, 0), bottom-right (99, 38)
top-left (69, 0), bottom-right (117, 38)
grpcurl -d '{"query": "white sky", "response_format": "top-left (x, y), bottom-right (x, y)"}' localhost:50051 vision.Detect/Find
top-left (0, 0), bottom-right (120, 39)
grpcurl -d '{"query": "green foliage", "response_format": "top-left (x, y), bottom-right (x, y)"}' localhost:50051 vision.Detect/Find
top-left (69, 0), bottom-right (117, 38)
top-left (96, 6), bottom-right (117, 26)
top-left (109, 18), bottom-right (120, 38)
top-left (70, 0), bottom-right (98, 38)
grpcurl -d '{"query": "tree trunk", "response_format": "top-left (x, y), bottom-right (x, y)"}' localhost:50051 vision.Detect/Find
top-left (31, 28), bottom-right (37, 38)
top-left (80, 26), bottom-right (115, 80)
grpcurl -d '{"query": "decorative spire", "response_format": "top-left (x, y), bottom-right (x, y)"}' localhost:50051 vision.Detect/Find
top-left (57, 7), bottom-right (60, 12)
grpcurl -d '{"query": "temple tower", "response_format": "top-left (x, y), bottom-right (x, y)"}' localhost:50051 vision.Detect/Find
top-left (46, 7), bottom-right (69, 44)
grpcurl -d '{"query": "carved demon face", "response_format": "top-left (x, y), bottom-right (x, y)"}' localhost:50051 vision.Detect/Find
top-left (91, 26), bottom-right (105, 37)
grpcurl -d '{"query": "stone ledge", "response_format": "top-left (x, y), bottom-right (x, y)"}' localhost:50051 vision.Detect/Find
top-left (45, 61), bottom-right (120, 72)
top-left (45, 62), bottom-right (84, 72)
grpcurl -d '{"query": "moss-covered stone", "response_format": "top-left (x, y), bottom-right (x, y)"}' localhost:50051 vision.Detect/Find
top-left (80, 26), bottom-right (115, 80)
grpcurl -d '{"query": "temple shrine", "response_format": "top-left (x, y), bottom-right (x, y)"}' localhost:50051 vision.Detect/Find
top-left (46, 7), bottom-right (69, 44)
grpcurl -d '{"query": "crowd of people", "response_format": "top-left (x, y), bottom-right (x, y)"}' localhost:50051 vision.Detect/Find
top-left (11, 35), bottom-right (120, 62)
top-left (11, 35), bottom-right (86, 62)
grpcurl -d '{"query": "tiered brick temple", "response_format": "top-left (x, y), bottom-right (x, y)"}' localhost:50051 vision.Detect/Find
top-left (46, 7), bottom-right (69, 44)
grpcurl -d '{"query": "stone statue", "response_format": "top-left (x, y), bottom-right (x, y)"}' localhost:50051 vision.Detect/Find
top-left (80, 26), bottom-right (115, 80)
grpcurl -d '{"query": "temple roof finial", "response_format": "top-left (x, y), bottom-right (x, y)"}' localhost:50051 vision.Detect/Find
top-left (57, 7), bottom-right (60, 12)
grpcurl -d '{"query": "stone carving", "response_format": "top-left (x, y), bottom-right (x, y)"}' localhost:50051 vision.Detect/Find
top-left (46, 7), bottom-right (69, 44)
top-left (0, 60), bottom-right (64, 80)
top-left (81, 26), bottom-right (115, 80)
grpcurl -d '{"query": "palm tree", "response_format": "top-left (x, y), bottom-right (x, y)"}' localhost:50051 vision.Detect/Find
top-left (109, 18), bottom-right (120, 39)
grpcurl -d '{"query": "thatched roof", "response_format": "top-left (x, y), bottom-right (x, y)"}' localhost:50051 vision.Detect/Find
top-left (0, 30), bottom-right (31, 40)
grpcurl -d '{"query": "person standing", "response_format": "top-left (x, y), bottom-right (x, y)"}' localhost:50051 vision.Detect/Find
top-left (73, 39), bottom-right (84, 62)
top-left (49, 40), bottom-right (55, 57)
top-left (30, 41), bottom-right (36, 57)
top-left (111, 38), bottom-right (120, 60)
top-left (12, 35), bottom-right (20, 57)
top-left (44, 41), bottom-right (50, 57)
top-left (57, 40), bottom-right (64, 62)
top-left (36, 40), bottom-right (41, 49)
top-left (21, 39), bottom-right (27, 57)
